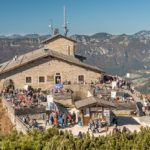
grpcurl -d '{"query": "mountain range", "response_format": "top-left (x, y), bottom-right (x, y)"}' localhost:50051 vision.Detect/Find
top-left (1, 31), bottom-right (150, 75)
top-left (1, 30), bottom-right (150, 93)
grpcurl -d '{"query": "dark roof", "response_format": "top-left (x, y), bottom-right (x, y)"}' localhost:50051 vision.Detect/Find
top-left (75, 96), bottom-right (115, 109)
top-left (74, 54), bottom-right (86, 61)
top-left (0, 48), bottom-right (105, 75)
top-left (42, 34), bottom-right (77, 44)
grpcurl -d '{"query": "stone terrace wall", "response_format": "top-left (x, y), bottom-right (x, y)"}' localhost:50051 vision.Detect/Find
top-left (15, 106), bottom-right (46, 116)
top-left (2, 96), bottom-right (30, 134)
top-left (63, 84), bottom-right (89, 100)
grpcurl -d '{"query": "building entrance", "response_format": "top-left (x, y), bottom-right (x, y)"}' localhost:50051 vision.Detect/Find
top-left (55, 76), bottom-right (61, 84)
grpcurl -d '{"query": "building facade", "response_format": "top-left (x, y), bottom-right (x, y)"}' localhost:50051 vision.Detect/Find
top-left (0, 34), bottom-right (104, 90)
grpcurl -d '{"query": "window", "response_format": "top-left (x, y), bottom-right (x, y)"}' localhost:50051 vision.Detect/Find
top-left (26, 77), bottom-right (32, 83)
top-left (39, 76), bottom-right (45, 83)
top-left (56, 73), bottom-right (60, 75)
top-left (78, 75), bottom-right (84, 83)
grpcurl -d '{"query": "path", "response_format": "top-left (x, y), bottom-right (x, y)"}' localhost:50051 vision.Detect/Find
top-left (37, 116), bottom-right (143, 137)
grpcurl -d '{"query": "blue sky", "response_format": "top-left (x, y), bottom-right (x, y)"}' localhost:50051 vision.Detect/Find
top-left (0, 0), bottom-right (150, 35)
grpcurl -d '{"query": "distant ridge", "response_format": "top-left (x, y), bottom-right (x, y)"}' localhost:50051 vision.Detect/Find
top-left (1, 30), bottom-right (150, 76)
top-left (133, 30), bottom-right (150, 40)
top-left (0, 34), bottom-right (51, 39)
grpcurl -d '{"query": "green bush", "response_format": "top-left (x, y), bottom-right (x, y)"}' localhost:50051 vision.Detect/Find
top-left (1, 127), bottom-right (150, 149)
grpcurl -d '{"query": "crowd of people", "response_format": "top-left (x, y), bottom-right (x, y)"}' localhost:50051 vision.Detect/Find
top-left (22, 115), bottom-right (41, 130)
top-left (44, 111), bottom-right (77, 128)
top-left (22, 111), bottom-right (78, 130)
top-left (88, 119), bottom-right (107, 133)
top-left (23, 116), bottom-right (38, 128)
top-left (87, 115), bottom-right (130, 135)
top-left (112, 125), bottom-right (130, 134)
top-left (90, 75), bottom-right (137, 105)
top-left (2, 87), bottom-right (47, 108)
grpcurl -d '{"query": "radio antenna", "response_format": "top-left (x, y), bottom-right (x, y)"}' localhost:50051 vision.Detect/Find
top-left (49, 19), bottom-right (54, 35)
top-left (64, 6), bottom-right (69, 36)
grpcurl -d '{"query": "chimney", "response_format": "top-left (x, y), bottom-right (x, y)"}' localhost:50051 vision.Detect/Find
top-left (13, 55), bottom-right (18, 61)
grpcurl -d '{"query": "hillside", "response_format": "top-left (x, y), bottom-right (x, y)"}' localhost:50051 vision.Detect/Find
top-left (72, 33), bottom-right (150, 76)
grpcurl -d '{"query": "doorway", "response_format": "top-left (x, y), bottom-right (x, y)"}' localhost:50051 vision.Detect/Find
top-left (55, 76), bottom-right (61, 84)
top-left (3, 79), bottom-right (14, 89)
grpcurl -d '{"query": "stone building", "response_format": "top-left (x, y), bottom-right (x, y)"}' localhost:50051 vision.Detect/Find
top-left (0, 34), bottom-right (104, 90)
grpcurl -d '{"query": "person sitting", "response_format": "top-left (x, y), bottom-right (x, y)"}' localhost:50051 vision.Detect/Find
top-left (122, 126), bottom-right (127, 133)
top-left (113, 124), bottom-right (119, 134)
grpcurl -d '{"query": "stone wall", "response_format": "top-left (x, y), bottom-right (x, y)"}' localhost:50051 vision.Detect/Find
top-left (15, 106), bottom-right (46, 116)
top-left (2, 97), bottom-right (30, 134)
top-left (0, 57), bottom-right (102, 90)
top-left (64, 84), bottom-right (90, 100)
top-left (2, 97), bottom-right (16, 124)
top-left (45, 37), bottom-right (74, 56)
top-left (15, 116), bottom-right (30, 134)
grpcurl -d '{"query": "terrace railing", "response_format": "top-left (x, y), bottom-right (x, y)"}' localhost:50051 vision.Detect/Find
top-left (53, 92), bottom-right (72, 100)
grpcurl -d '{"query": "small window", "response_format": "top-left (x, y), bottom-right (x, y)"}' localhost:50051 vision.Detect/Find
top-left (56, 73), bottom-right (60, 75)
top-left (39, 76), bottom-right (45, 83)
top-left (26, 77), bottom-right (32, 83)
top-left (78, 75), bottom-right (84, 83)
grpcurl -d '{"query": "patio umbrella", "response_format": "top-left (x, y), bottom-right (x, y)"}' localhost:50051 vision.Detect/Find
top-left (54, 84), bottom-right (63, 89)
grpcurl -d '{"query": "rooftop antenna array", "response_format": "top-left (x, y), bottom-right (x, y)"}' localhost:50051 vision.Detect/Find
top-left (64, 6), bottom-right (69, 36)
top-left (49, 19), bottom-right (54, 35)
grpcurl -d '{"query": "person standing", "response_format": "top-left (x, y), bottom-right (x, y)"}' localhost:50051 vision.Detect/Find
top-left (78, 131), bottom-right (83, 139)
top-left (46, 114), bottom-right (49, 126)
top-left (72, 112), bottom-right (76, 125)
top-left (59, 117), bottom-right (64, 127)
top-left (50, 113), bottom-right (54, 125)
top-left (64, 113), bottom-right (68, 127)
top-left (54, 117), bottom-right (58, 127)
top-left (68, 113), bottom-right (72, 126)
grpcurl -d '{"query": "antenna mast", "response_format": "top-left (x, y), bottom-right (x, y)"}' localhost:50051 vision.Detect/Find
top-left (49, 19), bottom-right (53, 35)
top-left (64, 6), bottom-right (68, 36)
